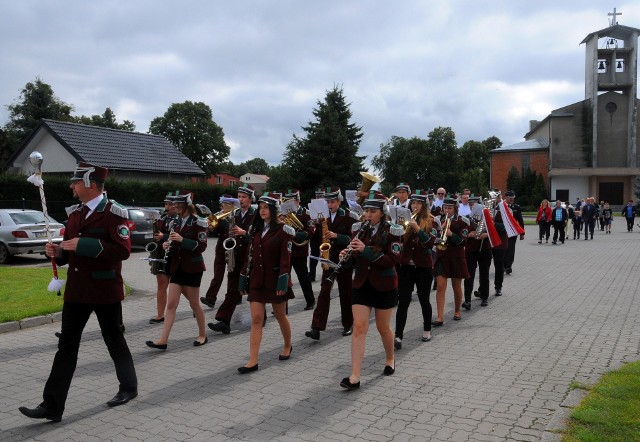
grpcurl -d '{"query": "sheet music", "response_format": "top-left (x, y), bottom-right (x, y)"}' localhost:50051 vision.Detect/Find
top-left (308, 198), bottom-right (330, 220)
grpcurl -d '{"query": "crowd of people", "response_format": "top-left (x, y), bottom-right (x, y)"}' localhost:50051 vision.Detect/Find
top-left (535, 197), bottom-right (637, 244)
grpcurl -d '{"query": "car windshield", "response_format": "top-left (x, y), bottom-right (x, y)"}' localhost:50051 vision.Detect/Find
top-left (9, 212), bottom-right (48, 225)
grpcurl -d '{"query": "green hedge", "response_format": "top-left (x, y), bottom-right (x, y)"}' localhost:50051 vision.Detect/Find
top-left (0, 173), bottom-right (234, 221)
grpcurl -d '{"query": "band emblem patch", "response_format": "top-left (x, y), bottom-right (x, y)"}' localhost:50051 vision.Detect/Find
top-left (198, 231), bottom-right (207, 242)
top-left (117, 224), bottom-right (130, 240)
top-left (391, 241), bottom-right (402, 255)
top-left (287, 241), bottom-right (292, 252)
top-left (462, 229), bottom-right (469, 237)
top-left (431, 228), bottom-right (437, 236)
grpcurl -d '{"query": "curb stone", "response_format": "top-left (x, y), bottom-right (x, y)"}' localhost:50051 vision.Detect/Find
top-left (541, 387), bottom-right (589, 440)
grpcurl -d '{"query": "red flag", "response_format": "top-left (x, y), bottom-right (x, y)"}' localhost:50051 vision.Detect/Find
top-left (482, 207), bottom-right (501, 248)
top-left (498, 201), bottom-right (525, 237)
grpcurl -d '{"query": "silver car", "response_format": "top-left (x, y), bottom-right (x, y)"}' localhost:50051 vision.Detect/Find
top-left (0, 209), bottom-right (65, 264)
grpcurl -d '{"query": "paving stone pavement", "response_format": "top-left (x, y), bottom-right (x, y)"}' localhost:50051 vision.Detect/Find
top-left (1, 224), bottom-right (639, 441)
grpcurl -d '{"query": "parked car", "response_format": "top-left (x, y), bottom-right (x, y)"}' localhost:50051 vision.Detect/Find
top-left (0, 209), bottom-right (65, 264)
top-left (124, 207), bottom-right (161, 247)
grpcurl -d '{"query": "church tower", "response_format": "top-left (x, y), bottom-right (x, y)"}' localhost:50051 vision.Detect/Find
top-left (581, 9), bottom-right (639, 168)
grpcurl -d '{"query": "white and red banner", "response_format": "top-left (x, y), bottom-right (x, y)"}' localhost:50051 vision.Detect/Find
top-left (498, 201), bottom-right (525, 237)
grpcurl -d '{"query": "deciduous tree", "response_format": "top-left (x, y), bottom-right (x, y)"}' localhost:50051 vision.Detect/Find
top-left (149, 101), bottom-right (229, 176)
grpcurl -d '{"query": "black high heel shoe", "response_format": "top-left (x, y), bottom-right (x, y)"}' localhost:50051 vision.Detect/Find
top-left (279, 346), bottom-right (292, 360)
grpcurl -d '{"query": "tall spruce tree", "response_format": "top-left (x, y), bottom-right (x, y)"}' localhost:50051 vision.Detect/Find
top-left (277, 86), bottom-right (365, 199)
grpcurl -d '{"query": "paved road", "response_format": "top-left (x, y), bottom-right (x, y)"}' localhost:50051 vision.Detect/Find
top-left (1, 224), bottom-right (639, 441)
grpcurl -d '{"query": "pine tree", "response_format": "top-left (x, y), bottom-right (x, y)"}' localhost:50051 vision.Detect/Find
top-left (277, 86), bottom-right (365, 199)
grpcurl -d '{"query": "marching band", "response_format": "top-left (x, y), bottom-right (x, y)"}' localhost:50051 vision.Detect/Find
top-left (19, 163), bottom-right (531, 423)
top-left (138, 178), bottom-right (524, 388)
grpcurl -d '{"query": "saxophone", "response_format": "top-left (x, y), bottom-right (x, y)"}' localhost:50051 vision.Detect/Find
top-left (223, 210), bottom-right (237, 273)
top-left (319, 214), bottom-right (331, 270)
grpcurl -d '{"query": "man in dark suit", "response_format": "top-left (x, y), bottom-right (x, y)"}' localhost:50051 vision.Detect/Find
top-left (20, 163), bottom-right (138, 423)
top-left (208, 184), bottom-right (256, 334)
top-left (551, 200), bottom-right (568, 244)
top-left (581, 197), bottom-right (597, 240)
top-left (305, 187), bottom-right (358, 340)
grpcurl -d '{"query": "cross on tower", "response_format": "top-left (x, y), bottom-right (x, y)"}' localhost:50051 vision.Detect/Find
top-left (608, 7), bottom-right (622, 26)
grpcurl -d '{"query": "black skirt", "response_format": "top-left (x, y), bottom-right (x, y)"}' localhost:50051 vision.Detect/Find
top-left (170, 268), bottom-right (203, 288)
top-left (351, 279), bottom-right (397, 310)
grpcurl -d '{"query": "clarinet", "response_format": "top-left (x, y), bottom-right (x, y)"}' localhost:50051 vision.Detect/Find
top-left (243, 226), bottom-right (255, 289)
top-left (159, 220), bottom-right (176, 273)
top-left (325, 220), bottom-right (371, 284)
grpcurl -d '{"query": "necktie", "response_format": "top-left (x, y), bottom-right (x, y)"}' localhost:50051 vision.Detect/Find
top-left (80, 204), bottom-right (89, 219)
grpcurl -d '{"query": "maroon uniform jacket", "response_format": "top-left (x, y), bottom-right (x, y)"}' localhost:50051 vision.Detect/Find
top-left (291, 207), bottom-right (314, 259)
top-left (326, 208), bottom-right (356, 263)
top-left (239, 224), bottom-right (294, 293)
top-left (168, 215), bottom-right (208, 274)
top-left (400, 217), bottom-right (440, 268)
top-left (56, 197), bottom-right (131, 304)
top-left (352, 221), bottom-right (403, 291)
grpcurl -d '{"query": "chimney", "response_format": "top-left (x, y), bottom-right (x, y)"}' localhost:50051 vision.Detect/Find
top-left (529, 120), bottom-right (539, 131)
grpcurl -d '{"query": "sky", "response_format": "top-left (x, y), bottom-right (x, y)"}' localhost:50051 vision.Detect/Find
top-left (2, 1), bottom-right (639, 170)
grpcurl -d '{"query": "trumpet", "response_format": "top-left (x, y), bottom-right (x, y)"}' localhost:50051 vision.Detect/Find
top-left (283, 212), bottom-right (309, 246)
top-left (403, 212), bottom-right (418, 227)
top-left (207, 201), bottom-right (235, 230)
top-left (436, 215), bottom-right (451, 251)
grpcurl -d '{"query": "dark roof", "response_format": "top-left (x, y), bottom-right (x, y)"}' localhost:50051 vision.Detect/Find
top-left (491, 137), bottom-right (549, 153)
top-left (581, 24), bottom-right (640, 44)
top-left (35, 119), bottom-right (205, 175)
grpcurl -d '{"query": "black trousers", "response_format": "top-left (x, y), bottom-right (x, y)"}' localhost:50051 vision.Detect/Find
top-left (491, 248), bottom-right (505, 290)
top-left (584, 220), bottom-right (595, 238)
top-left (573, 219), bottom-right (582, 238)
top-left (291, 256), bottom-right (314, 305)
top-left (464, 247), bottom-right (492, 301)
top-left (538, 221), bottom-right (550, 241)
top-left (42, 302), bottom-right (137, 415)
top-left (552, 222), bottom-right (565, 242)
top-left (626, 217), bottom-right (635, 231)
top-left (395, 265), bottom-right (433, 339)
top-left (504, 236), bottom-right (517, 270)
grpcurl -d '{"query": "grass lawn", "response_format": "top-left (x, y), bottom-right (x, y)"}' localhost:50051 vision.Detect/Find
top-left (0, 267), bottom-right (132, 323)
top-left (563, 360), bottom-right (640, 442)
top-left (0, 267), bottom-right (66, 323)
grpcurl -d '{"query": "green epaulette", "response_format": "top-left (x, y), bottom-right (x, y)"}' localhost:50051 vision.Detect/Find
top-left (109, 200), bottom-right (129, 219)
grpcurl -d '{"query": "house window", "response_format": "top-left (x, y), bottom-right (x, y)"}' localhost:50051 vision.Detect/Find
top-left (521, 154), bottom-right (530, 175)
top-left (216, 176), bottom-right (223, 184)
top-left (229, 180), bottom-right (236, 187)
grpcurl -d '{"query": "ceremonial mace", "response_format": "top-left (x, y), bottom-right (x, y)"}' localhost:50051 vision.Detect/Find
top-left (27, 151), bottom-right (65, 295)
